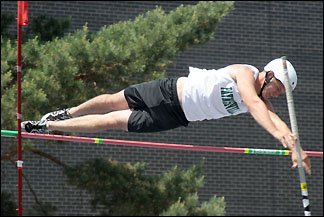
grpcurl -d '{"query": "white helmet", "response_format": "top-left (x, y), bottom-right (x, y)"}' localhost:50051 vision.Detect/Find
top-left (264, 58), bottom-right (297, 90)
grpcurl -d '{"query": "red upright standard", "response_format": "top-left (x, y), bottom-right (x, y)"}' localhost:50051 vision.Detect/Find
top-left (17, 1), bottom-right (28, 216)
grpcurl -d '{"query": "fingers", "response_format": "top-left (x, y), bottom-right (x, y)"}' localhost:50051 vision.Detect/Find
top-left (279, 133), bottom-right (311, 175)
top-left (302, 152), bottom-right (311, 175)
top-left (301, 162), bottom-right (311, 175)
top-left (280, 133), bottom-right (298, 149)
top-left (287, 133), bottom-right (297, 149)
top-left (291, 163), bottom-right (311, 175)
top-left (290, 133), bottom-right (298, 140)
top-left (291, 157), bottom-right (311, 175)
top-left (305, 167), bottom-right (311, 175)
top-left (304, 157), bottom-right (311, 175)
top-left (282, 143), bottom-right (287, 148)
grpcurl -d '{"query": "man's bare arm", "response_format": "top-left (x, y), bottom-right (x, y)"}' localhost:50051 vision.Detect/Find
top-left (262, 98), bottom-right (311, 175)
top-left (233, 66), bottom-right (281, 138)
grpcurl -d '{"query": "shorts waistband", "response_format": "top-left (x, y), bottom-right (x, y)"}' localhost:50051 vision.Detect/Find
top-left (171, 78), bottom-right (190, 127)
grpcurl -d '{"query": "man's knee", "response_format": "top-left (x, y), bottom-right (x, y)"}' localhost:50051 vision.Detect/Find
top-left (104, 110), bottom-right (132, 131)
top-left (108, 90), bottom-right (130, 110)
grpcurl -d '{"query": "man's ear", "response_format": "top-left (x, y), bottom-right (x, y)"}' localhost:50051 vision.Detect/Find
top-left (267, 70), bottom-right (275, 78)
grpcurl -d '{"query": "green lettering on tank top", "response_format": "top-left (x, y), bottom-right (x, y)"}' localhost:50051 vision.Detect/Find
top-left (221, 87), bottom-right (240, 114)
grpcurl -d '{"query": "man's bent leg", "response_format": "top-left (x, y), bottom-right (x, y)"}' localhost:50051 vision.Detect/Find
top-left (48, 109), bottom-right (132, 133)
top-left (69, 90), bottom-right (130, 118)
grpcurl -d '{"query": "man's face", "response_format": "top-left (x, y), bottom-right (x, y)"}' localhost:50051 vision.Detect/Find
top-left (262, 78), bottom-right (286, 99)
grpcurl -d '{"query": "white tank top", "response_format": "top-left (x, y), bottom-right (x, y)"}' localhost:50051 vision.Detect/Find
top-left (182, 64), bottom-right (259, 121)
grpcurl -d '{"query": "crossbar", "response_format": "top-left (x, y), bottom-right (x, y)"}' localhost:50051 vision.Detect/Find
top-left (1, 130), bottom-right (322, 157)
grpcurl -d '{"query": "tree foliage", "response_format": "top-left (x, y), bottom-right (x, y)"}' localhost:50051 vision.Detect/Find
top-left (64, 158), bottom-right (225, 216)
top-left (1, 1), bottom-right (234, 130)
top-left (1, 192), bottom-right (18, 216)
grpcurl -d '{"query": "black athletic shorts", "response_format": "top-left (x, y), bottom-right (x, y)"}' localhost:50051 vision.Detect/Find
top-left (124, 78), bottom-right (190, 133)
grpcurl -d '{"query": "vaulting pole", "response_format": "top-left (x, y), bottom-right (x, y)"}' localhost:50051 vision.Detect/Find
top-left (281, 56), bottom-right (311, 216)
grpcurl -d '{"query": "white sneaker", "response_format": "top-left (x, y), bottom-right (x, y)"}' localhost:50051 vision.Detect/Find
top-left (41, 108), bottom-right (72, 122)
top-left (21, 120), bottom-right (49, 133)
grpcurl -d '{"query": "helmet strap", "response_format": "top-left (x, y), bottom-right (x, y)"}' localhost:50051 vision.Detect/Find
top-left (258, 71), bottom-right (274, 98)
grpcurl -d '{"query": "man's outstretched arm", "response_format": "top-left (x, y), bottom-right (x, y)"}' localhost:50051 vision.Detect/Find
top-left (233, 65), bottom-right (311, 174)
top-left (262, 98), bottom-right (311, 175)
top-left (233, 66), bottom-right (290, 146)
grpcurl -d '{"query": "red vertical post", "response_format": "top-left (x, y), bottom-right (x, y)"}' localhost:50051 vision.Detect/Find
top-left (16, 21), bottom-right (23, 216)
top-left (17, 1), bottom-right (28, 216)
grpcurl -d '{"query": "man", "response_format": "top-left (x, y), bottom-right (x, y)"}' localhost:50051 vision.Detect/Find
top-left (22, 58), bottom-right (311, 174)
